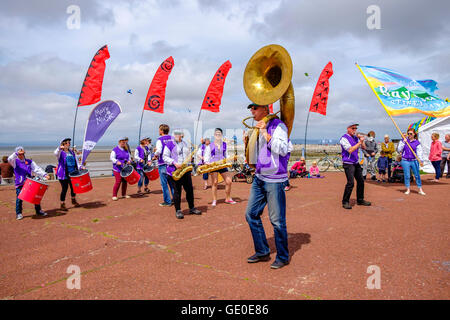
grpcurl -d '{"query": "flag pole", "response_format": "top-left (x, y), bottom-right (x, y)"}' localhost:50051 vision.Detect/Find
top-left (72, 106), bottom-right (79, 152)
top-left (303, 110), bottom-right (311, 158)
top-left (355, 63), bottom-right (422, 164)
top-left (303, 71), bottom-right (315, 159)
top-left (194, 107), bottom-right (202, 149)
top-left (138, 108), bottom-right (145, 143)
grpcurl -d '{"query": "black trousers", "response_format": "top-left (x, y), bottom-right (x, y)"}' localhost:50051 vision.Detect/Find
top-left (440, 157), bottom-right (450, 178)
top-left (168, 172), bottom-right (194, 211)
top-left (342, 163), bottom-right (365, 204)
top-left (59, 179), bottom-right (76, 202)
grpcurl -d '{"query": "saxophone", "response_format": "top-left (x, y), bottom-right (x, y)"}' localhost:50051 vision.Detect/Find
top-left (196, 155), bottom-right (237, 174)
top-left (172, 148), bottom-right (197, 181)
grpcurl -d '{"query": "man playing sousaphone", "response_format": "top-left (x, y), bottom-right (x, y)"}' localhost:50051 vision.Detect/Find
top-left (244, 103), bottom-right (292, 269)
top-left (242, 44), bottom-right (295, 269)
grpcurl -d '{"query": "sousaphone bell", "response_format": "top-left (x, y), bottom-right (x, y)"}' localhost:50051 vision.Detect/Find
top-left (242, 44), bottom-right (295, 167)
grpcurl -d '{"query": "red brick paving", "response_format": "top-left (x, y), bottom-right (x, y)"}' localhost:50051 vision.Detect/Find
top-left (0, 173), bottom-right (448, 299)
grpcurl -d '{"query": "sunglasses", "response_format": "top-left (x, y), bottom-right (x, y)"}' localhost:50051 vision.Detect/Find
top-left (407, 132), bottom-right (414, 135)
top-left (350, 127), bottom-right (358, 130)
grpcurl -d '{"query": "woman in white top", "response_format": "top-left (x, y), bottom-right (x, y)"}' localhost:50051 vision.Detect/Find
top-left (196, 138), bottom-right (211, 190)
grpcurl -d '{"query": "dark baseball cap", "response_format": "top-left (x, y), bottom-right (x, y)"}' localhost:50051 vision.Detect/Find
top-left (247, 103), bottom-right (268, 109)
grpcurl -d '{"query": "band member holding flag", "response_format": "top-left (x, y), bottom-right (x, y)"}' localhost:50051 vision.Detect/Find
top-left (164, 130), bottom-right (201, 219)
top-left (110, 137), bottom-right (132, 201)
top-left (244, 104), bottom-right (292, 269)
top-left (135, 137), bottom-right (151, 194)
top-left (54, 138), bottom-right (83, 211)
top-left (355, 64), bottom-right (449, 196)
top-left (8, 147), bottom-right (49, 220)
top-left (207, 128), bottom-right (236, 207)
top-left (397, 128), bottom-right (426, 195)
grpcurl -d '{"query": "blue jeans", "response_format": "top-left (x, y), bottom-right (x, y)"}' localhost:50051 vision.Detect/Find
top-left (137, 169), bottom-right (149, 188)
top-left (16, 186), bottom-right (41, 216)
top-left (431, 160), bottom-right (441, 180)
top-left (245, 176), bottom-right (289, 263)
top-left (401, 159), bottom-right (422, 188)
top-left (158, 165), bottom-right (174, 204)
top-left (387, 157), bottom-right (393, 179)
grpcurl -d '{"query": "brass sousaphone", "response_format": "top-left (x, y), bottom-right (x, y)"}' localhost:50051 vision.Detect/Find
top-left (242, 44), bottom-right (295, 167)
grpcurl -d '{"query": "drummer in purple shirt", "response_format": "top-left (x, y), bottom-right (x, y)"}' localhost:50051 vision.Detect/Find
top-left (8, 146), bottom-right (49, 220)
top-left (340, 123), bottom-right (372, 210)
top-left (135, 137), bottom-right (152, 194)
top-left (110, 137), bottom-right (132, 201)
top-left (54, 138), bottom-right (83, 211)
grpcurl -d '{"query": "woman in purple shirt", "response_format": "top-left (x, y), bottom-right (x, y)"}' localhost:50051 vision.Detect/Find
top-left (54, 138), bottom-right (82, 211)
top-left (397, 128), bottom-right (425, 195)
top-left (8, 147), bottom-right (49, 220)
top-left (110, 137), bottom-right (132, 200)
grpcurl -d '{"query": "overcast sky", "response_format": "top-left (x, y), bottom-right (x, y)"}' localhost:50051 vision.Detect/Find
top-left (0, 0), bottom-right (449, 146)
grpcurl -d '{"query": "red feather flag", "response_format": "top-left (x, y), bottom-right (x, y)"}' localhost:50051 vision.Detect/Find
top-left (309, 61), bottom-right (333, 115)
top-left (201, 60), bottom-right (232, 112)
top-left (77, 45), bottom-right (110, 107)
top-left (143, 56), bottom-right (174, 113)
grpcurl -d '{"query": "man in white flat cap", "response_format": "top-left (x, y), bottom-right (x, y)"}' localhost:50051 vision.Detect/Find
top-left (339, 123), bottom-right (372, 210)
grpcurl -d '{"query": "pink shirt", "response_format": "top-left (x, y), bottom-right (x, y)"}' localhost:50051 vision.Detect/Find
top-left (291, 161), bottom-right (306, 173)
top-left (429, 140), bottom-right (442, 161)
top-left (310, 165), bottom-right (319, 175)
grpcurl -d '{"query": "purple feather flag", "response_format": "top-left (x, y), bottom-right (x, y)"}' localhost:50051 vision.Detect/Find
top-left (81, 100), bottom-right (122, 164)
